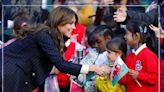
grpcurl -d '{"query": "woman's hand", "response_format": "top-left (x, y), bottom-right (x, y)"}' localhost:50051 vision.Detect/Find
top-left (91, 65), bottom-right (110, 76)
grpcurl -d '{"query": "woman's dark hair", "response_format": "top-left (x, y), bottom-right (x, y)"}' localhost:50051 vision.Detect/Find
top-left (106, 37), bottom-right (127, 61)
top-left (13, 13), bottom-right (48, 39)
top-left (87, 25), bottom-right (113, 47)
top-left (126, 20), bottom-right (158, 54)
top-left (46, 6), bottom-right (78, 54)
top-left (13, 13), bottom-right (34, 38)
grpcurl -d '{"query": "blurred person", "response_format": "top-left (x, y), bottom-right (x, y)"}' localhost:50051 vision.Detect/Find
top-left (94, 0), bottom-right (127, 25)
top-left (149, 24), bottom-right (164, 92)
top-left (113, 7), bottom-right (158, 26)
top-left (101, 15), bottom-right (126, 38)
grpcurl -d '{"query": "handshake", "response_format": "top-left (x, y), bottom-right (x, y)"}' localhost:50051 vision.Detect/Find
top-left (89, 65), bottom-right (111, 76)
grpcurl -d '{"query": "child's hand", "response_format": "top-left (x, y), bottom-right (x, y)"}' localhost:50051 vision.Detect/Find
top-left (95, 65), bottom-right (110, 76)
top-left (108, 67), bottom-right (112, 74)
top-left (70, 34), bottom-right (78, 43)
top-left (128, 69), bottom-right (138, 80)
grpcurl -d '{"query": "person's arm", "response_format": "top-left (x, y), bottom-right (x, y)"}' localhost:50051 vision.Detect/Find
top-left (34, 30), bottom-right (108, 76)
top-left (114, 8), bottom-right (158, 25)
top-left (126, 8), bottom-right (158, 25)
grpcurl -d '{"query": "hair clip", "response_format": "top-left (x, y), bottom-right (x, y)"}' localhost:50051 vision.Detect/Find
top-left (139, 26), bottom-right (147, 33)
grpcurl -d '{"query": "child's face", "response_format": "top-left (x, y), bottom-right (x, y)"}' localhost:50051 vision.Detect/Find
top-left (125, 30), bottom-right (139, 48)
top-left (92, 33), bottom-right (111, 53)
top-left (107, 50), bottom-right (119, 62)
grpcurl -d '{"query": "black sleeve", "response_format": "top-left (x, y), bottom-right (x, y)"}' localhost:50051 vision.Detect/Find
top-left (35, 30), bottom-right (82, 76)
top-left (126, 8), bottom-right (158, 26)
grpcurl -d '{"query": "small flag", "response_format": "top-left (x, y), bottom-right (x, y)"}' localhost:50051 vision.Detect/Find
top-left (110, 56), bottom-right (129, 86)
top-left (70, 79), bottom-right (83, 92)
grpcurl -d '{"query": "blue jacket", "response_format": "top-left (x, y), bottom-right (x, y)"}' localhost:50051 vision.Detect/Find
top-left (0, 29), bottom-right (82, 92)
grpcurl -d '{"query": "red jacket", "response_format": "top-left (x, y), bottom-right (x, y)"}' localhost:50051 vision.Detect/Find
top-left (161, 60), bottom-right (164, 92)
top-left (120, 47), bottom-right (158, 92)
top-left (57, 23), bottom-right (86, 87)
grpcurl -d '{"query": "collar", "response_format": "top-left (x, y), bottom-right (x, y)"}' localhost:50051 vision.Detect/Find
top-left (132, 43), bottom-right (147, 55)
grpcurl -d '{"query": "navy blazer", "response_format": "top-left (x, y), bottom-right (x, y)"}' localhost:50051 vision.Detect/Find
top-left (0, 29), bottom-right (82, 92)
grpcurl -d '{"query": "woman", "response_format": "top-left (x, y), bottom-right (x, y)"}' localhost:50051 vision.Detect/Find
top-left (0, 7), bottom-right (108, 92)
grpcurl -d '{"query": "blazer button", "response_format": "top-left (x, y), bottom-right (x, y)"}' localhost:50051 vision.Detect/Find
top-left (32, 73), bottom-right (36, 76)
top-left (25, 81), bottom-right (28, 85)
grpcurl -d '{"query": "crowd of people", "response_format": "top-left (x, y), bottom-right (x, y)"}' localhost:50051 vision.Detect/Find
top-left (0, 0), bottom-right (164, 92)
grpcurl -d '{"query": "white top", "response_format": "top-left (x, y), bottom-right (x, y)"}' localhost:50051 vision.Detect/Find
top-left (132, 43), bottom-right (147, 55)
top-left (95, 51), bottom-right (110, 66)
top-left (80, 65), bottom-right (89, 74)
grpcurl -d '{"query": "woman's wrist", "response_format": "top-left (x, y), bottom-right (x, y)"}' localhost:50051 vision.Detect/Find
top-left (80, 65), bottom-right (90, 74)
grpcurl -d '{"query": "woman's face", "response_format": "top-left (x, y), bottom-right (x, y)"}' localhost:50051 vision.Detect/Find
top-left (58, 16), bottom-right (76, 37)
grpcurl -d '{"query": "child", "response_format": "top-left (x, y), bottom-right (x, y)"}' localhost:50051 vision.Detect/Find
top-left (78, 25), bottom-right (113, 92)
top-left (120, 20), bottom-right (158, 92)
top-left (95, 37), bottom-right (127, 92)
top-left (89, 25), bottom-right (114, 65)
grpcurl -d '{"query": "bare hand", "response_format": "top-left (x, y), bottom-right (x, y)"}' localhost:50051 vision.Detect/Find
top-left (146, 1), bottom-right (157, 12)
top-left (50, 66), bottom-right (60, 74)
top-left (128, 69), bottom-right (138, 80)
top-left (113, 8), bottom-right (127, 22)
top-left (95, 65), bottom-right (110, 76)
top-left (70, 34), bottom-right (78, 42)
top-left (149, 24), bottom-right (164, 38)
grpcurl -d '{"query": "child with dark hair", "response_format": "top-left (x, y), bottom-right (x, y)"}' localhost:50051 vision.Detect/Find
top-left (95, 37), bottom-right (127, 92)
top-left (89, 25), bottom-right (113, 53)
top-left (120, 20), bottom-right (158, 92)
top-left (77, 25), bottom-right (113, 92)
top-left (106, 37), bottom-right (127, 63)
